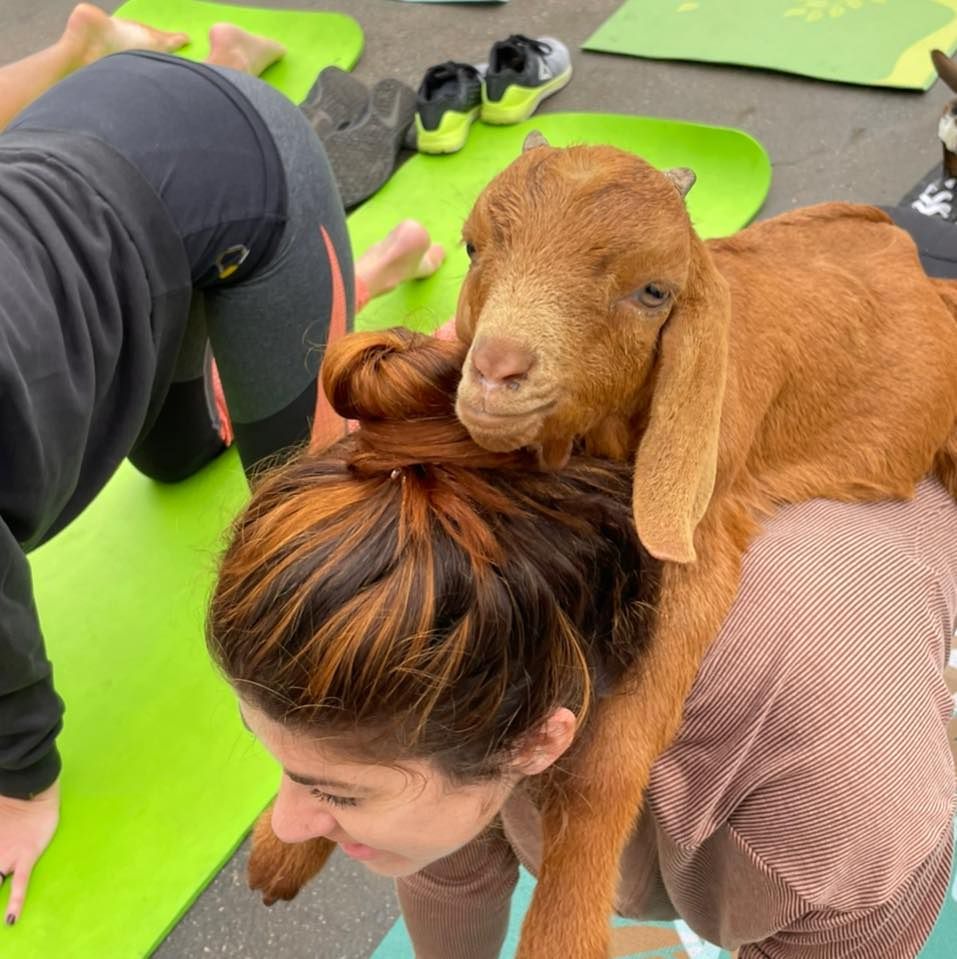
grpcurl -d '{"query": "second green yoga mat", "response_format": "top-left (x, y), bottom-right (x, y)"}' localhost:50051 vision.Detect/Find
top-left (584, 0), bottom-right (957, 91)
top-left (113, 0), bottom-right (363, 102)
top-left (349, 113), bottom-right (772, 334)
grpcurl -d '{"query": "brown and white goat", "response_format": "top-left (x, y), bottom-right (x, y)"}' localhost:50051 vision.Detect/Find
top-left (449, 134), bottom-right (957, 958)
top-left (932, 48), bottom-right (957, 181)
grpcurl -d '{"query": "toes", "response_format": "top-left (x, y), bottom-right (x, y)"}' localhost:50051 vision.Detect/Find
top-left (164, 32), bottom-right (190, 51)
top-left (415, 243), bottom-right (446, 278)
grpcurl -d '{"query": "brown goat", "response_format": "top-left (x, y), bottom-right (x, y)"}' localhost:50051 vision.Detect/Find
top-left (451, 134), bottom-right (957, 958)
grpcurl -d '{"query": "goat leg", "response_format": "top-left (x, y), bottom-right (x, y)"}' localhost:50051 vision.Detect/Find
top-left (515, 506), bottom-right (747, 959)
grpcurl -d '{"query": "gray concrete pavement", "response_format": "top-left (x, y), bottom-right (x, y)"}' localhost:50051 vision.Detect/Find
top-left (1, 1), bottom-right (950, 955)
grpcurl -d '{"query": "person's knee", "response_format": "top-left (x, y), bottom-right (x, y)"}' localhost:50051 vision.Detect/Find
top-left (128, 379), bottom-right (225, 482)
top-left (128, 433), bottom-right (225, 483)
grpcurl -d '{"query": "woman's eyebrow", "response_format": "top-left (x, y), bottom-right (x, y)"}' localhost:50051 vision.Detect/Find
top-left (284, 769), bottom-right (370, 794)
top-left (236, 705), bottom-right (371, 794)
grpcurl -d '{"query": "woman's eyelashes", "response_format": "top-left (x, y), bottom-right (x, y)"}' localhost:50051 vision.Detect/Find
top-left (311, 789), bottom-right (359, 808)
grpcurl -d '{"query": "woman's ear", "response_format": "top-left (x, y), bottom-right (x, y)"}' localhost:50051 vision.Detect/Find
top-left (632, 232), bottom-right (730, 563)
top-left (511, 707), bottom-right (578, 775)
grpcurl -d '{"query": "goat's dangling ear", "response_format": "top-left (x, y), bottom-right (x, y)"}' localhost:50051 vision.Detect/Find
top-left (632, 233), bottom-right (730, 563)
top-left (665, 167), bottom-right (696, 199)
top-left (523, 130), bottom-right (550, 152)
top-left (932, 49), bottom-right (957, 94)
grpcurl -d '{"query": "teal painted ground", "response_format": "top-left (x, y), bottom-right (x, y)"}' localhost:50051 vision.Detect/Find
top-left (372, 819), bottom-right (957, 958)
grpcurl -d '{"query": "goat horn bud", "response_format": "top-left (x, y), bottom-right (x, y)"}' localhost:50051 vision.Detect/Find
top-left (523, 130), bottom-right (550, 152)
top-left (665, 167), bottom-right (697, 198)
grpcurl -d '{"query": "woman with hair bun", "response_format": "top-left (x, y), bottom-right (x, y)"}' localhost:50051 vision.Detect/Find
top-left (208, 329), bottom-right (957, 959)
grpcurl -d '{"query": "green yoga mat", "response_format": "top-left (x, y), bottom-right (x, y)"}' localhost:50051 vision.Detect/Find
top-left (348, 113), bottom-right (771, 335)
top-left (372, 831), bottom-right (957, 959)
top-left (0, 111), bottom-right (766, 957)
top-left (113, 0), bottom-right (364, 102)
top-left (0, 454), bottom-right (277, 959)
top-left (584, 0), bottom-right (957, 91)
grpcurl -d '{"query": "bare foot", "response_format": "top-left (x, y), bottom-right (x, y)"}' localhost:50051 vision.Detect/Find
top-left (62, 3), bottom-right (189, 68)
top-left (355, 220), bottom-right (446, 299)
top-left (206, 23), bottom-right (286, 77)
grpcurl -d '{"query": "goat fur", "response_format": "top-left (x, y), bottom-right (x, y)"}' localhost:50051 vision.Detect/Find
top-left (247, 804), bottom-right (335, 904)
top-left (448, 137), bottom-right (957, 958)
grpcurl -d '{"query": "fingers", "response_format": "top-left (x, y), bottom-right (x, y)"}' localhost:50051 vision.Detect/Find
top-left (3, 856), bottom-right (35, 926)
top-left (0, 777), bottom-right (60, 926)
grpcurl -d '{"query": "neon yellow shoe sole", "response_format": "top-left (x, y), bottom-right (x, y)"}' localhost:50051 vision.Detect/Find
top-left (480, 67), bottom-right (573, 125)
top-left (415, 106), bottom-right (481, 154)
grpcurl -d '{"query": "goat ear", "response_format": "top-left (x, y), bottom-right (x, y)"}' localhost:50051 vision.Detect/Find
top-left (523, 130), bottom-right (550, 152)
top-left (665, 167), bottom-right (696, 199)
top-left (632, 234), bottom-right (730, 563)
top-left (932, 49), bottom-right (957, 94)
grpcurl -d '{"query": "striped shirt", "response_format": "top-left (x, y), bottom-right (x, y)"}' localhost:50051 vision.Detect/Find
top-left (398, 478), bottom-right (957, 958)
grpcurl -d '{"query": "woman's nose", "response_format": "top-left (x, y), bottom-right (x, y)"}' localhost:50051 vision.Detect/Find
top-left (270, 779), bottom-right (339, 844)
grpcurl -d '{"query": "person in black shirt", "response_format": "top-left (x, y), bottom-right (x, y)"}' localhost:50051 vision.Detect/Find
top-left (0, 40), bottom-right (443, 925)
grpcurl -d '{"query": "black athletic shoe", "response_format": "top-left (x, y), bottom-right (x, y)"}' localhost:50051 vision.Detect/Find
top-left (414, 61), bottom-right (484, 154)
top-left (321, 78), bottom-right (416, 209)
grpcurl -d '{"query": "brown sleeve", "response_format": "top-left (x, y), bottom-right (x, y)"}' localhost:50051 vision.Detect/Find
top-left (395, 821), bottom-right (519, 959)
top-left (738, 826), bottom-right (953, 959)
top-left (724, 523), bottom-right (956, 953)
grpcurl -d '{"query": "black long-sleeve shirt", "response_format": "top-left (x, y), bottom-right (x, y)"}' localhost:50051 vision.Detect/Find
top-left (0, 129), bottom-right (192, 797)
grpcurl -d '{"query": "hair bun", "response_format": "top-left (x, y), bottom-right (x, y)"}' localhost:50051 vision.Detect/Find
top-left (321, 328), bottom-right (468, 423)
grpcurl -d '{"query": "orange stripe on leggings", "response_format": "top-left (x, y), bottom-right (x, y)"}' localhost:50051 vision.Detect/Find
top-left (311, 225), bottom-right (350, 450)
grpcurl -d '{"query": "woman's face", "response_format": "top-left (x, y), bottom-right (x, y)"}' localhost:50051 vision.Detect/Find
top-left (240, 700), bottom-right (520, 878)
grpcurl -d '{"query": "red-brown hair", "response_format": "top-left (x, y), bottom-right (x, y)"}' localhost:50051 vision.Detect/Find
top-left (207, 329), bottom-right (658, 781)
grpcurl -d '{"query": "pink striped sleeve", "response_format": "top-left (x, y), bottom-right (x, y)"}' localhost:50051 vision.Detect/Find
top-left (650, 478), bottom-right (957, 957)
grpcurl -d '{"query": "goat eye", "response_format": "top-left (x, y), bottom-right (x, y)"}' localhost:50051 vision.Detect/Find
top-left (465, 242), bottom-right (477, 260)
top-left (632, 283), bottom-right (669, 308)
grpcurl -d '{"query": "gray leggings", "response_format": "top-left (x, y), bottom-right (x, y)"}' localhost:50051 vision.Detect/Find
top-left (128, 62), bottom-right (355, 479)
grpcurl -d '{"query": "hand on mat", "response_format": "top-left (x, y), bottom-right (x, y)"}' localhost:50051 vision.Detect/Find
top-left (0, 778), bottom-right (60, 925)
top-left (247, 804), bottom-right (335, 905)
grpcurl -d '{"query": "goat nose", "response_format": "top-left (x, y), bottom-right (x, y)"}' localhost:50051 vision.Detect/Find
top-left (471, 337), bottom-right (534, 389)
